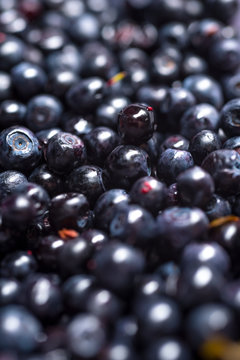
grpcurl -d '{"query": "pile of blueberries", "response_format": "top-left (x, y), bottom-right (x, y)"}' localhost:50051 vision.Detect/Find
top-left (1, 0), bottom-right (240, 359)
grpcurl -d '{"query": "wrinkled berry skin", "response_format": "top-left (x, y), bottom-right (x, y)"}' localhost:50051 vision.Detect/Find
top-left (105, 145), bottom-right (151, 190)
top-left (157, 149), bottom-right (194, 185)
top-left (49, 193), bottom-right (90, 232)
top-left (0, 126), bottom-right (41, 172)
top-left (202, 149), bottom-right (240, 195)
top-left (220, 99), bottom-right (240, 137)
top-left (109, 204), bottom-right (155, 248)
top-left (156, 207), bottom-right (209, 253)
top-left (130, 176), bottom-right (167, 215)
top-left (45, 132), bottom-right (86, 175)
top-left (118, 103), bottom-right (155, 145)
top-left (0, 305), bottom-right (42, 353)
top-left (177, 166), bottom-right (215, 208)
top-left (94, 189), bottom-right (130, 232)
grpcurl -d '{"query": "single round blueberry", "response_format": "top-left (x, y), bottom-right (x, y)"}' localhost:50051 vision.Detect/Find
top-left (0, 100), bottom-right (26, 129)
top-left (188, 18), bottom-right (223, 52)
top-left (185, 303), bottom-right (237, 349)
top-left (34, 235), bottom-right (64, 272)
top-left (180, 103), bottom-right (220, 140)
top-left (209, 38), bottom-right (240, 72)
top-left (206, 194), bottom-right (232, 220)
top-left (223, 73), bottom-right (240, 100)
top-left (62, 113), bottom-right (94, 137)
top-left (189, 130), bottom-right (221, 165)
top-left (177, 166), bottom-right (215, 208)
top-left (183, 74), bottom-right (223, 109)
top-left (67, 314), bottom-right (106, 358)
top-left (0, 278), bottom-right (21, 306)
top-left (129, 176), bottom-right (167, 215)
top-left (1, 251), bottom-right (37, 280)
top-left (67, 165), bottom-right (108, 206)
top-left (69, 13), bottom-right (100, 43)
top-left (94, 189), bottom-right (130, 232)
top-left (45, 132), bottom-right (87, 175)
top-left (157, 148), bottom-right (194, 185)
top-left (0, 126), bottom-right (41, 172)
top-left (49, 193), bottom-right (90, 232)
top-left (11, 62), bottom-right (47, 100)
top-left (93, 242), bottom-right (145, 293)
top-left (118, 103), bottom-right (155, 145)
top-left (67, 77), bottom-right (106, 114)
top-left (144, 338), bottom-right (191, 360)
top-left (0, 36), bottom-right (25, 71)
top-left (29, 164), bottom-right (63, 197)
top-left (82, 229), bottom-right (109, 252)
top-left (0, 305), bottom-right (42, 353)
top-left (105, 145), bottom-right (151, 190)
top-left (181, 242), bottom-right (230, 275)
top-left (84, 127), bottom-right (120, 166)
top-left (25, 95), bottom-right (63, 132)
top-left (0, 72), bottom-right (12, 101)
top-left (202, 149), bottom-right (240, 195)
top-left (220, 99), bottom-right (240, 137)
top-left (109, 204), bottom-right (155, 247)
top-left (0, 170), bottom-right (27, 200)
top-left (156, 207), bottom-right (209, 251)
top-left (181, 53), bottom-right (208, 77)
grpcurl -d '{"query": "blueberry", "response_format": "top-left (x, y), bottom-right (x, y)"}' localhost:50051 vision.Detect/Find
top-left (46, 45), bottom-right (83, 73)
top-left (188, 18), bottom-right (223, 52)
top-left (1, 251), bottom-right (37, 280)
top-left (185, 303), bottom-right (237, 349)
top-left (202, 149), bottom-right (240, 195)
top-left (46, 69), bottom-right (79, 98)
top-left (156, 207), bottom-right (209, 252)
top-left (58, 237), bottom-right (93, 276)
top-left (67, 77), bottom-right (106, 114)
top-left (180, 103), bottom-right (220, 139)
top-left (93, 242), bottom-right (145, 294)
top-left (69, 13), bottom-right (100, 43)
top-left (36, 128), bottom-right (61, 148)
top-left (134, 274), bottom-right (164, 301)
top-left (23, 274), bottom-right (63, 321)
top-left (160, 135), bottom-right (189, 153)
top-left (84, 126), bottom-right (120, 166)
top-left (94, 189), bottom-right (130, 231)
top-left (49, 193), bottom-right (90, 232)
top-left (101, 341), bottom-right (138, 360)
top-left (35, 235), bottom-right (64, 272)
top-left (82, 229), bottom-right (109, 252)
top-left (129, 176), bottom-right (167, 215)
top-left (209, 38), bottom-right (240, 72)
top-left (151, 49), bottom-right (180, 84)
top-left (0, 71), bottom-right (12, 101)
top-left (157, 148), bottom-right (194, 185)
top-left (1, 194), bottom-right (37, 229)
top-left (29, 164), bottom-right (63, 197)
top-left (181, 53), bottom-right (208, 77)
top-left (45, 132), bottom-right (86, 175)
top-left (177, 166), bottom-right (215, 208)
top-left (0, 36), bottom-right (25, 71)
top-left (221, 281), bottom-right (240, 317)
top-left (67, 165), bottom-right (108, 206)
top-left (206, 194), bottom-right (232, 220)
top-left (109, 204), bottom-right (155, 247)
top-left (105, 145), bottom-right (151, 190)
top-left (206, 0), bottom-right (238, 22)
top-left (144, 338), bottom-right (192, 360)
top-left (159, 22), bottom-right (188, 49)
top-left (62, 113), bottom-right (94, 137)
top-left (177, 264), bottom-right (225, 308)
top-left (136, 85), bottom-right (169, 112)
top-left (0, 305), bottom-right (42, 353)
top-left (63, 275), bottom-right (95, 313)
top-left (220, 98), bottom-right (240, 137)
top-left (0, 126), bottom-right (41, 172)
top-left (0, 170), bottom-right (27, 200)
top-left (96, 96), bottom-right (130, 130)
top-left (223, 72), bottom-right (240, 100)
top-left (189, 130), bottom-right (221, 164)
top-left (136, 297), bottom-right (181, 342)
top-left (181, 242), bottom-right (230, 274)
top-left (25, 95), bottom-right (63, 132)
top-left (11, 62), bottom-right (47, 100)
top-left (67, 314), bottom-right (106, 358)
top-left (0, 278), bottom-right (21, 306)
top-left (0, 100), bottom-right (26, 129)
top-left (183, 74), bottom-right (223, 109)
